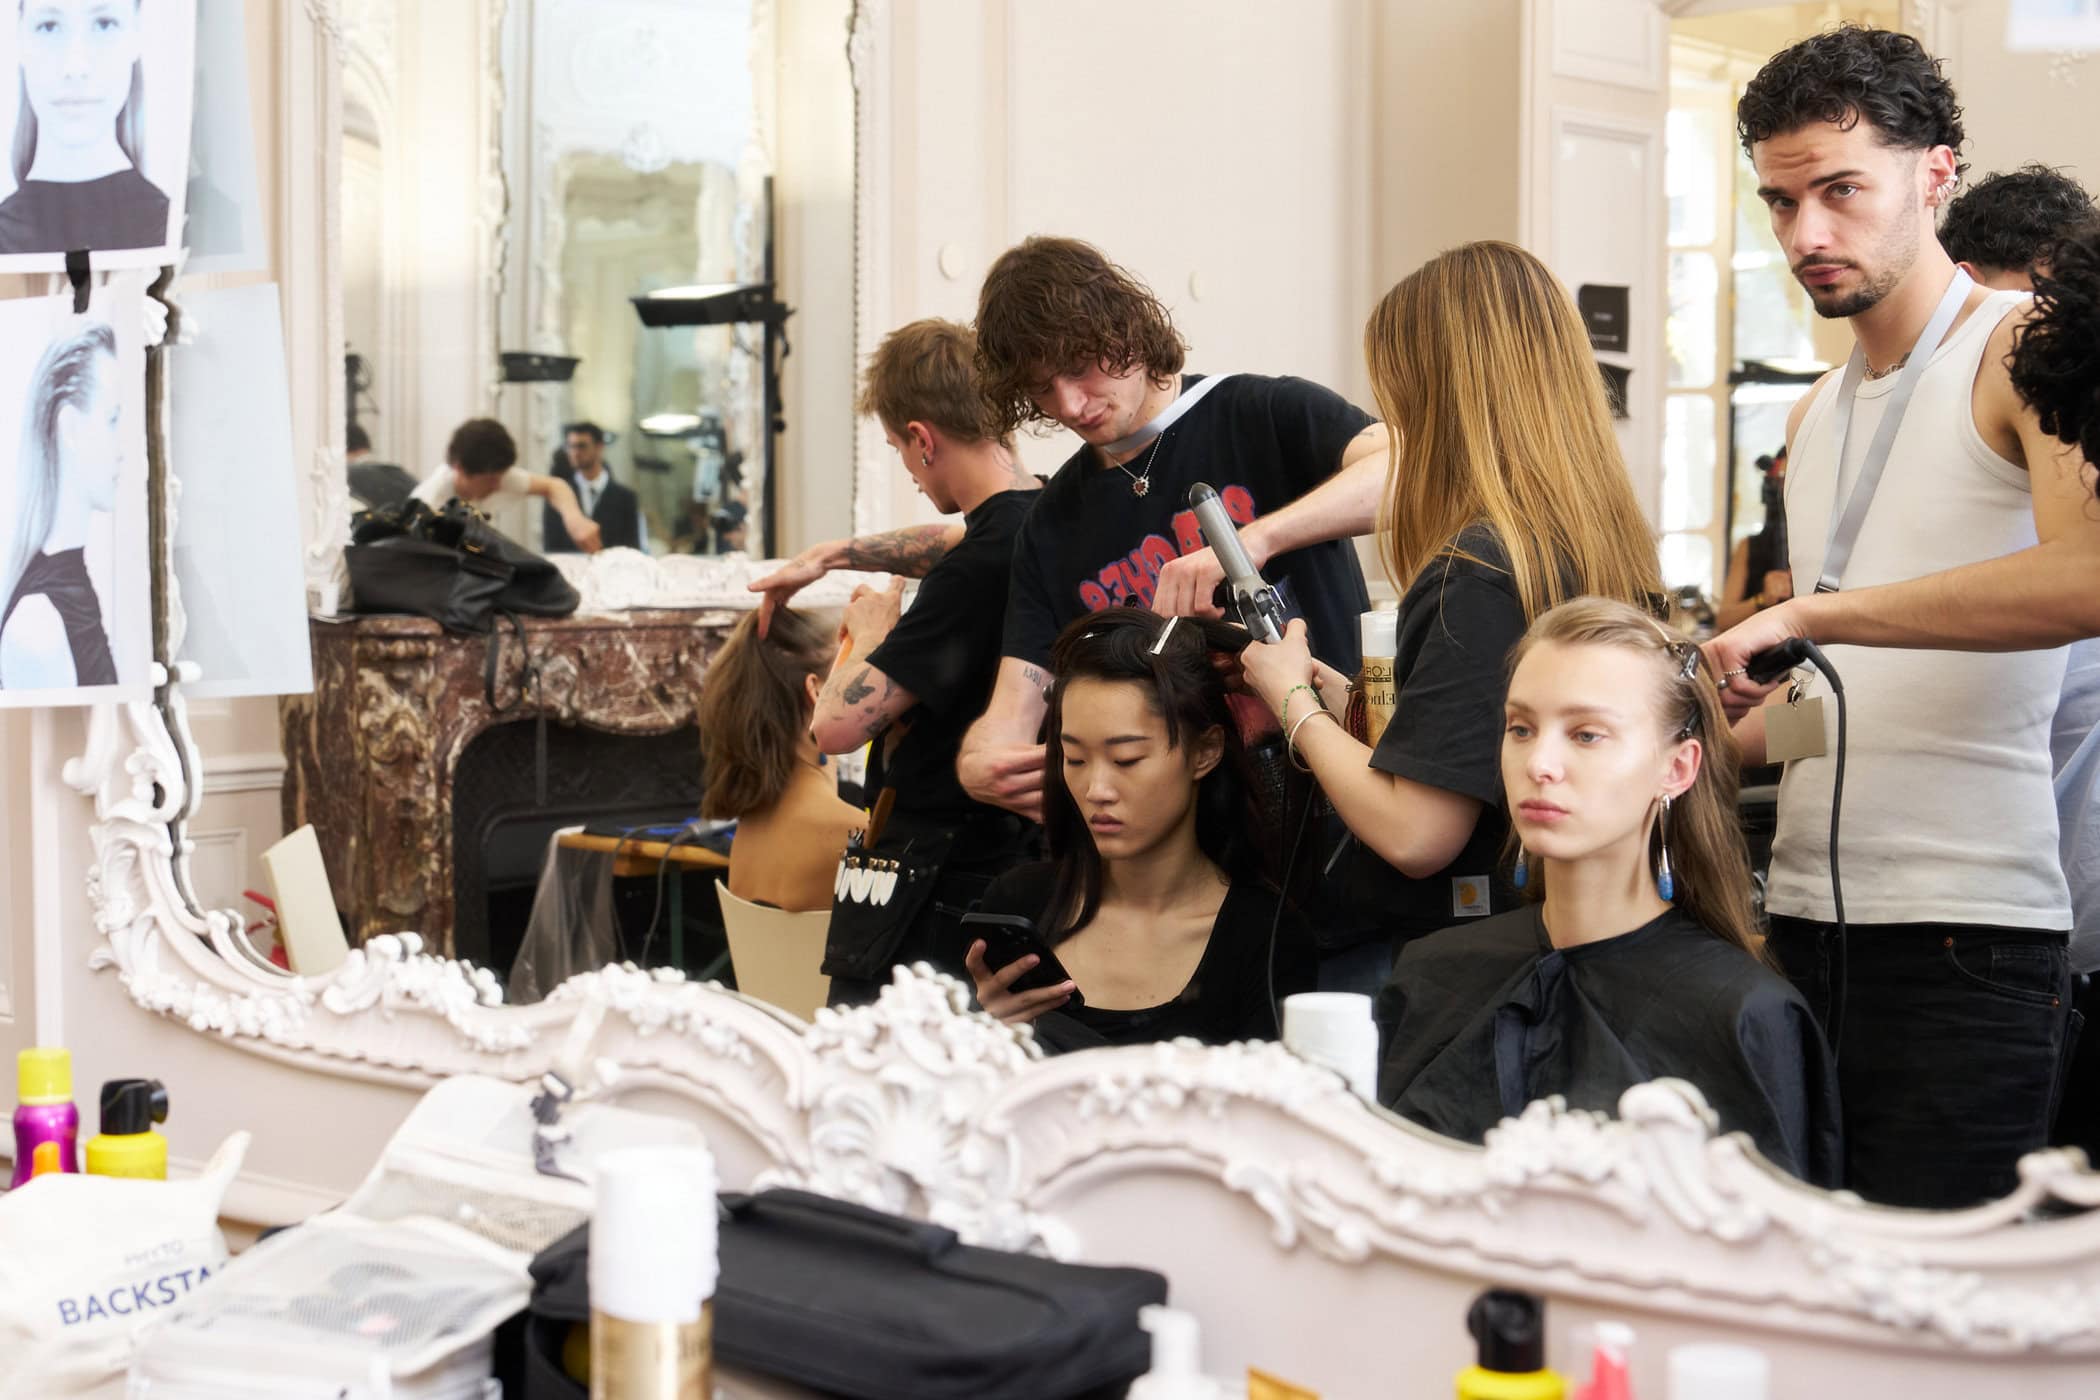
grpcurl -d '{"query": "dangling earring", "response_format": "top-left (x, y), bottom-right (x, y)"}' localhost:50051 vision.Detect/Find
top-left (1656, 796), bottom-right (1676, 901)
top-left (1512, 845), bottom-right (1529, 890)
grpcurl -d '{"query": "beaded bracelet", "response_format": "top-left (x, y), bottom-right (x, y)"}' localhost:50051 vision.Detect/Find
top-left (1279, 682), bottom-right (1320, 734)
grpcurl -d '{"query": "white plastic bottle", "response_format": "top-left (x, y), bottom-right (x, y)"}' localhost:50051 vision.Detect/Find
top-left (590, 1144), bottom-right (718, 1399)
top-left (1127, 1305), bottom-right (1227, 1400)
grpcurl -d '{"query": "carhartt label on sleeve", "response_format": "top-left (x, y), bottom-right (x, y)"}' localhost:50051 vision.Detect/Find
top-left (1765, 695), bottom-right (1830, 764)
top-left (1451, 877), bottom-right (1492, 919)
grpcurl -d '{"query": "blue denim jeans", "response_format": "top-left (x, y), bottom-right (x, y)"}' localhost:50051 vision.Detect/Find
top-left (1767, 916), bottom-right (2073, 1209)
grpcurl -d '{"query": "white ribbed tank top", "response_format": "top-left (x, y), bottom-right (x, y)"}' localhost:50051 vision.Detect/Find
top-left (1766, 287), bottom-right (2070, 928)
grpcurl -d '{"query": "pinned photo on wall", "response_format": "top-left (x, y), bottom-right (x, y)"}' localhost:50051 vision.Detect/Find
top-left (171, 282), bottom-right (311, 699)
top-left (182, 0), bottom-right (260, 276)
top-left (0, 0), bottom-right (199, 272)
top-left (0, 274), bottom-right (151, 707)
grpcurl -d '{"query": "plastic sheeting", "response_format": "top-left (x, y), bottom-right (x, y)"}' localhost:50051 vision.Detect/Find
top-left (507, 826), bottom-right (619, 1004)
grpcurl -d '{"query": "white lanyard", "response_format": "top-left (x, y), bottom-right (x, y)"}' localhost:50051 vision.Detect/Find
top-left (1814, 269), bottom-right (1973, 593)
top-left (1100, 372), bottom-right (1237, 456)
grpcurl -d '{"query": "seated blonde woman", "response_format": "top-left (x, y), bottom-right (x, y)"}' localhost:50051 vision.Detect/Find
top-left (697, 608), bottom-right (865, 910)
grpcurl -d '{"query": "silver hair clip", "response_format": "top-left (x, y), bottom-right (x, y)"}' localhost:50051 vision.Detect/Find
top-left (1150, 615), bottom-right (1180, 655)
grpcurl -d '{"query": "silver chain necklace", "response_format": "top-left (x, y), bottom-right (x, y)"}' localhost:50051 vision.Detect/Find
top-left (1112, 432), bottom-right (1166, 498)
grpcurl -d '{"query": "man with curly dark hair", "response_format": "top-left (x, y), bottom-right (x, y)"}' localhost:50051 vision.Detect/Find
top-left (958, 236), bottom-right (1386, 829)
top-left (1703, 25), bottom-right (2099, 1210)
top-left (1939, 164), bottom-right (2100, 291)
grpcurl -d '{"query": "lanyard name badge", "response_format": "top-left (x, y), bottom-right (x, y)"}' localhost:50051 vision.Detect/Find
top-left (1767, 268), bottom-right (1974, 766)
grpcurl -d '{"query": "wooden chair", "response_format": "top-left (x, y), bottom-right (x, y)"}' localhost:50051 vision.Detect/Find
top-left (714, 881), bottom-right (832, 1021)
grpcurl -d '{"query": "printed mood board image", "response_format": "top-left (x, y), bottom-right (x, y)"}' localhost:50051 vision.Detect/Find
top-left (0, 276), bottom-right (151, 706)
top-left (0, 0), bottom-right (198, 271)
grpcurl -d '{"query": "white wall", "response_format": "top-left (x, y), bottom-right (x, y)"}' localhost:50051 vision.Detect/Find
top-left (1940, 0), bottom-right (2100, 193)
top-left (864, 0), bottom-right (1378, 544)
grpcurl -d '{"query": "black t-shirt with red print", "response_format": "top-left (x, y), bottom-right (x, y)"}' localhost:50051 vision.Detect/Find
top-left (1001, 372), bottom-right (1376, 673)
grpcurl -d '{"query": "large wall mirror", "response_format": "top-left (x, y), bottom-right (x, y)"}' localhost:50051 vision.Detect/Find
top-left (334, 0), bottom-right (801, 559)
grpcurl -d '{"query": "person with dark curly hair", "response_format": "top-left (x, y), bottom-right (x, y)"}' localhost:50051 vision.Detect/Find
top-left (2011, 224), bottom-right (2100, 1162)
top-left (1702, 25), bottom-right (2098, 1210)
top-left (959, 236), bottom-right (1385, 827)
top-left (1939, 164), bottom-right (2100, 292)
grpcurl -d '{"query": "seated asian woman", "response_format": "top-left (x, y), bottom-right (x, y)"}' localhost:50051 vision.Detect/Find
top-left (1376, 598), bottom-right (1842, 1187)
top-left (695, 608), bottom-right (865, 912)
top-left (966, 608), bottom-right (1314, 1050)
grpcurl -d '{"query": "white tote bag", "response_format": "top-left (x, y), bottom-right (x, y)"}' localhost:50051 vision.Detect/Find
top-left (0, 1131), bottom-right (247, 1397)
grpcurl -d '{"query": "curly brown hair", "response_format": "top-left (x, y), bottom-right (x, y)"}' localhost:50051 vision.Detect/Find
top-left (856, 318), bottom-right (1002, 444)
top-left (974, 236), bottom-right (1186, 434)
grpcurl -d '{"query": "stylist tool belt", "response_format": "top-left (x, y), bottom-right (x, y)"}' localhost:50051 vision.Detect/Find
top-left (523, 1188), bottom-right (1167, 1400)
top-left (824, 820), bottom-right (955, 981)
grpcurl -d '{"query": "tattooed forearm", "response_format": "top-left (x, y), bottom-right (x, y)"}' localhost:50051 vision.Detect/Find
top-left (819, 663), bottom-right (901, 744)
top-left (1021, 664), bottom-right (1048, 697)
top-left (842, 524), bottom-right (964, 576)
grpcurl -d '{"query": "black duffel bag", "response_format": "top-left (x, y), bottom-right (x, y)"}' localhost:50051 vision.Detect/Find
top-left (523, 1188), bottom-right (1167, 1400)
top-left (346, 498), bottom-right (579, 632)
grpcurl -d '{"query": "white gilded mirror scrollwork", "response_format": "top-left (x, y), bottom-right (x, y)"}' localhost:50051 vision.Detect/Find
top-left (53, 0), bottom-right (2100, 1385)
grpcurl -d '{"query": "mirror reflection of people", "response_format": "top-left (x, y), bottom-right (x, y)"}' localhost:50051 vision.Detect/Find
top-left (0, 319), bottom-right (120, 687)
top-left (545, 420), bottom-right (646, 553)
top-left (967, 609), bottom-right (1314, 1050)
top-left (694, 608), bottom-right (865, 913)
top-left (408, 417), bottom-right (602, 553)
top-left (0, 0), bottom-right (170, 255)
top-left (1377, 599), bottom-right (1842, 1186)
top-left (1713, 447), bottom-right (1790, 634)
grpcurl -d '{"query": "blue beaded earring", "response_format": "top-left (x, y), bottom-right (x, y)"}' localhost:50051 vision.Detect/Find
top-left (1656, 795), bottom-right (1676, 901)
top-left (1512, 845), bottom-right (1529, 890)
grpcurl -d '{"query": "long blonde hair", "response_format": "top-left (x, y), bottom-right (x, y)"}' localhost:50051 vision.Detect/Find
top-left (1508, 597), bottom-right (1769, 968)
top-left (1367, 241), bottom-right (1660, 620)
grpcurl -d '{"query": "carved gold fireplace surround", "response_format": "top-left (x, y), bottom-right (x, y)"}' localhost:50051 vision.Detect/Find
top-left (281, 608), bottom-right (740, 954)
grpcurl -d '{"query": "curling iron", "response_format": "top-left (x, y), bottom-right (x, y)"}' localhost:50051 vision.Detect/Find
top-left (1187, 481), bottom-right (1287, 643)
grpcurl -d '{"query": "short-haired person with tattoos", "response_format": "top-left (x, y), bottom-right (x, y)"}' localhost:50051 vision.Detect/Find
top-left (751, 319), bottom-right (1042, 1004)
top-left (1703, 27), bottom-right (2097, 1208)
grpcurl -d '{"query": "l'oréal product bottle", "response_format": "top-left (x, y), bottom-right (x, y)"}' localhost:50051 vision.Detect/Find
top-left (1356, 608), bottom-right (1398, 747)
top-left (10, 1047), bottom-right (79, 1187)
top-left (589, 1145), bottom-right (717, 1400)
top-left (1456, 1289), bottom-right (1565, 1399)
top-left (85, 1078), bottom-right (170, 1179)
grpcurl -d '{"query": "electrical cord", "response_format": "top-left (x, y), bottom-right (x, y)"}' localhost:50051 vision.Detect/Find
top-left (1745, 638), bottom-right (1848, 1058)
top-left (637, 818), bottom-right (712, 971)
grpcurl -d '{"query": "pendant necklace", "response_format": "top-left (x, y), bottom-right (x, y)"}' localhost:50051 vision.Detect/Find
top-left (1113, 432), bottom-right (1166, 498)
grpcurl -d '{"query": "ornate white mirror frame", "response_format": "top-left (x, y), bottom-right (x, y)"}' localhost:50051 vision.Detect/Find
top-left (50, 0), bottom-right (2100, 1385)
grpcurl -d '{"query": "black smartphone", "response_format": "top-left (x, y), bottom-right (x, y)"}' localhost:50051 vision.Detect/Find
top-left (960, 911), bottom-right (1083, 1008)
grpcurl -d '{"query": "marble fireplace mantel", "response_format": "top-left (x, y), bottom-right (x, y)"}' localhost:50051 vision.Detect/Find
top-left (281, 608), bottom-right (743, 954)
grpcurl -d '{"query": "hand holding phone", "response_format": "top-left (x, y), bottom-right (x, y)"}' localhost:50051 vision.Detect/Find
top-left (962, 911), bottom-right (1083, 1022)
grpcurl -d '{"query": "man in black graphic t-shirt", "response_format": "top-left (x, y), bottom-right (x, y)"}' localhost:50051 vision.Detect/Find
top-left (959, 236), bottom-right (1391, 821)
top-left (751, 319), bottom-right (1042, 1002)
